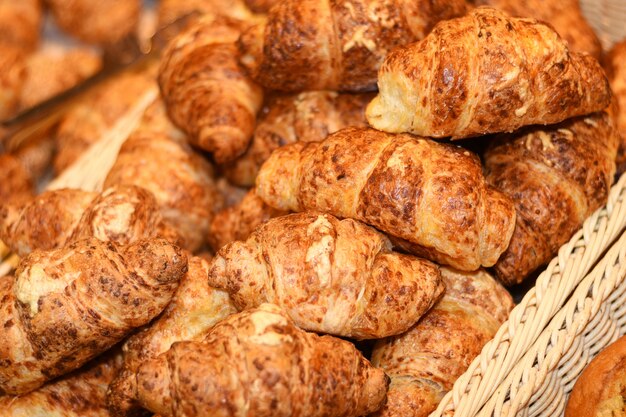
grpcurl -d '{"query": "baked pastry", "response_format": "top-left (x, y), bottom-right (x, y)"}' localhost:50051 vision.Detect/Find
top-left (565, 335), bottom-right (626, 417)
top-left (371, 267), bottom-right (514, 417)
top-left (0, 0), bottom-right (42, 51)
top-left (0, 44), bottom-right (25, 120)
top-left (604, 39), bottom-right (626, 176)
top-left (485, 111), bottom-right (620, 285)
top-left (473, 0), bottom-right (602, 58)
top-left (366, 7), bottom-right (611, 139)
top-left (208, 211), bottom-right (444, 339)
top-left (134, 304), bottom-right (389, 417)
top-left (224, 91), bottom-right (372, 186)
top-left (256, 127), bottom-right (516, 271)
top-left (239, 0), bottom-right (467, 92)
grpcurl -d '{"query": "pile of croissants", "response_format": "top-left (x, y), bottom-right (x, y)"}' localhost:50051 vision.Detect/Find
top-left (0, 0), bottom-right (625, 416)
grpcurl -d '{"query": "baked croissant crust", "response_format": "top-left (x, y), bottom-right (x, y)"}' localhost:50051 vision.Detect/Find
top-left (484, 111), bottom-right (619, 285)
top-left (208, 212), bottom-right (444, 339)
top-left (224, 91), bottom-right (372, 187)
top-left (473, 0), bottom-right (602, 58)
top-left (104, 100), bottom-right (223, 252)
top-left (158, 15), bottom-right (263, 164)
top-left (256, 127), bottom-right (516, 271)
top-left (0, 0), bottom-right (42, 51)
top-left (106, 256), bottom-right (236, 417)
top-left (0, 237), bottom-right (187, 395)
top-left (239, 0), bottom-right (467, 92)
top-left (134, 304), bottom-right (389, 417)
top-left (604, 40), bottom-right (626, 176)
top-left (0, 351), bottom-right (123, 417)
top-left (366, 7), bottom-right (611, 139)
top-left (371, 267), bottom-right (514, 417)
top-left (208, 189), bottom-right (287, 251)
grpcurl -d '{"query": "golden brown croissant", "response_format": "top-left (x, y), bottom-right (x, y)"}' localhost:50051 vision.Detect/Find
top-left (54, 69), bottom-right (154, 173)
top-left (366, 7), bottom-right (611, 139)
top-left (0, 0), bottom-right (42, 51)
top-left (371, 267), bottom-right (514, 417)
top-left (104, 99), bottom-right (223, 252)
top-left (208, 188), bottom-right (286, 251)
top-left (484, 111), bottom-right (619, 285)
top-left (0, 154), bottom-right (35, 206)
top-left (19, 46), bottom-right (102, 111)
top-left (156, 0), bottom-right (257, 27)
top-left (605, 40), bottom-right (626, 176)
top-left (473, 0), bottom-right (602, 58)
top-left (209, 212), bottom-right (443, 339)
top-left (244, 0), bottom-right (278, 13)
top-left (0, 237), bottom-right (187, 395)
top-left (46, 0), bottom-right (141, 45)
top-left (158, 15), bottom-right (263, 164)
top-left (0, 351), bottom-right (123, 417)
top-left (0, 44), bottom-right (25, 120)
top-left (238, 0), bottom-right (467, 92)
top-left (135, 303), bottom-right (389, 417)
top-left (107, 256), bottom-right (236, 417)
top-left (256, 127), bottom-right (516, 271)
top-left (0, 186), bottom-right (180, 257)
top-left (224, 91), bottom-right (373, 186)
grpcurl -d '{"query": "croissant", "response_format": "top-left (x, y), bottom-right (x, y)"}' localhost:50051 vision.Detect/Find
top-left (19, 46), bottom-right (102, 111)
top-left (46, 0), bottom-right (141, 45)
top-left (104, 99), bottom-right (223, 252)
top-left (0, 185), bottom-right (179, 257)
top-left (0, 0), bottom-right (42, 51)
top-left (366, 7), bottom-right (611, 139)
top-left (224, 91), bottom-right (372, 186)
top-left (158, 15), bottom-right (263, 164)
top-left (238, 0), bottom-right (467, 92)
top-left (54, 68), bottom-right (154, 173)
top-left (0, 351), bottom-right (123, 417)
top-left (107, 256), bottom-right (236, 417)
top-left (0, 44), bottom-right (25, 120)
top-left (371, 267), bottom-right (514, 417)
top-left (605, 40), bottom-right (626, 176)
top-left (135, 304), bottom-right (389, 417)
top-left (484, 111), bottom-right (619, 285)
top-left (0, 154), bottom-right (34, 206)
top-left (256, 127), bottom-right (516, 271)
top-left (473, 0), bottom-right (602, 58)
top-left (209, 212), bottom-right (443, 339)
top-left (244, 0), bottom-right (278, 13)
top-left (208, 188), bottom-right (286, 251)
top-left (0, 237), bottom-right (187, 395)
top-left (156, 0), bottom-right (257, 27)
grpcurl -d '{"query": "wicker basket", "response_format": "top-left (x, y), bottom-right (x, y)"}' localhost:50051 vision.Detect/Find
top-left (430, 2), bottom-right (626, 415)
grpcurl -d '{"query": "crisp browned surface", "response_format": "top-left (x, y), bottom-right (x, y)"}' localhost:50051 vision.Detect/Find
top-left (239, 0), bottom-right (467, 92)
top-left (371, 267), bottom-right (514, 417)
top-left (0, 188), bottom-right (96, 256)
top-left (0, 0), bottom-right (42, 51)
top-left (605, 40), bottom-right (626, 176)
top-left (54, 69), bottom-right (154, 174)
top-left (474, 0), bottom-right (602, 58)
top-left (0, 44), bottom-right (25, 120)
top-left (156, 0), bottom-right (256, 27)
top-left (19, 46), bottom-right (102, 111)
top-left (485, 111), bottom-right (619, 285)
top-left (367, 7), bottom-right (611, 139)
top-left (135, 304), bottom-right (389, 417)
top-left (104, 99), bottom-right (223, 252)
top-left (0, 186), bottom-right (181, 257)
top-left (0, 351), bottom-right (123, 417)
top-left (0, 154), bottom-right (34, 206)
top-left (565, 335), bottom-right (626, 417)
top-left (209, 212), bottom-right (443, 339)
top-left (208, 189), bottom-right (287, 251)
top-left (159, 15), bottom-right (263, 164)
top-left (13, 134), bottom-right (55, 181)
top-left (244, 0), bottom-right (278, 13)
top-left (224, 91), bottom-right (373, 186)
top-left (46, 0), bottom-right (140, 45)
top-left (107, 256), bottom-right (236, 417)
top-left (256, 127), bottom-right (516, 271)
top-left (0, 237), bottom-right (187, 395)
